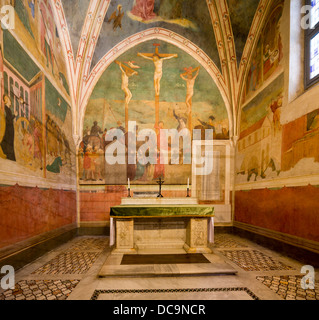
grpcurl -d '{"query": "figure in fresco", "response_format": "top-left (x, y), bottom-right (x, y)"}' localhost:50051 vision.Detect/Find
top-left (116, 61), bottom-right (138, 107)
top-left (62, 133), bottom-right (71, 166)
top-left (138, 46), bottom-right (178, 96)
top-left (1, 95), bottom-right (16, 161)
top-left (28, 0), bottom-right (35, 19)
top-left (108, 4), bottom-right (124, 31)
top-left (46, 156), bottom-right (63, 174)
top-left (197, 115), bottom-right (216, 140)
top-left (83, 144), bottom-right (93, 180)
top-left (116, 60), bottom-right (138, 130)
top-left (130, 0), bottom-right (157, 21)
top-left (309, 111), bottom-right (319, 131)
top-left (90, 146), bottom-right (101, 181)
top-left (0, 108), bottom-right (6, 159)
top-left (173, 109), bottom-right (187, 132)
top-left (90, 121), bottom-right (103, 137)
top-left (15, 117), bottom-right (34, 167)
top-left (180, 66), bottom-right (199, 130)
top-left (270, 93), bottom-right (283, 135)
top-left (46, 116), bottom-right (58, 156)
top-left (128, 0), bottom-right (196, 29)
top-left (262, 7), bottom-right (283, 79)
top-left (248, 56), bottom-right (259, 92)
top-left (39, 3), bottom-right (55, 73)
top-left (78, 145), bottom-right (84, 180)
top-left (197, 115), bottom-right (216, 130)
top-left (180, 67), bottom-right (200, 114)
top-left (86, 121), bottom-right (103, 150)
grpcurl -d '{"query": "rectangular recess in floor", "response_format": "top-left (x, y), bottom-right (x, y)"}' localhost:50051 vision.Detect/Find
top-left (121, 254), bottom-right (211, 265)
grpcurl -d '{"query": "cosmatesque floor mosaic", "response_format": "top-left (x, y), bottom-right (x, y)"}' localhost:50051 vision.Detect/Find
top-left (0, 234), bottom-right (318, 301)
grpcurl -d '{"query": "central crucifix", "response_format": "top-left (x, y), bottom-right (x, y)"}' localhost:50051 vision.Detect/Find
top-left (138, 44), bottom-right (178, 126)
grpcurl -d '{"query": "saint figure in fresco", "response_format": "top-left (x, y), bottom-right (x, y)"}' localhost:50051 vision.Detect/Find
top-left (1, 95), bottom-right (16, 161)
top-left (130, 0), bottom-right (157, 21)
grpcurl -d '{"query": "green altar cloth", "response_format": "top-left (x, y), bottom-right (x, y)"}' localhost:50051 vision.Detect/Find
top-left (110, 205), bottom-right (214, 218)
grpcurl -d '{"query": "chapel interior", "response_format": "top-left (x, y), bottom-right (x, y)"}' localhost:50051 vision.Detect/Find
top-left (0, 0), bottom-right (319, 301)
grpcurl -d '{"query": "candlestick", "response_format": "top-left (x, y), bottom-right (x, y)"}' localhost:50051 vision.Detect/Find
top-left (128, 178), bottom-right (130, 189)
top-left (187, 178), bottom-right (189, 189)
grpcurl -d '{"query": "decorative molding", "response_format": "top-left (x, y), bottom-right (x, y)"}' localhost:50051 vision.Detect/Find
top-left (0, 170), bottom-right (77, 191)
top-left (234, 221), bottom-right (319, 254)
top-left (235, 175), bottom-right (319, 191)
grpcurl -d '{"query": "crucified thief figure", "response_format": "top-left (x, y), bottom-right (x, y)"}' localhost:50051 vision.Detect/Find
top-left (180, 67), bottom-right (200, 114)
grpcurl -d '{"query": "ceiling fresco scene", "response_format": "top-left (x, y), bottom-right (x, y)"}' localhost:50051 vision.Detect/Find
top-left (87, 0), bottom-right (221, 70)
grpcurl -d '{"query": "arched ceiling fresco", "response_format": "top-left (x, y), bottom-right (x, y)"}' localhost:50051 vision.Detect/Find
top-left (52, 0), bottom-right (276, 142)
top-left (90, 0), bottom-right (221, 71)
top-left (227, 0), bottom-right (261, 66)
top-left (62, 0), bottom-right (91, 57)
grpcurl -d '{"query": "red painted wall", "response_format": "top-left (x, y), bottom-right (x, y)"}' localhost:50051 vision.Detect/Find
top-left (235, 185), bottom-right (319, 242)
top-left (0, 184), bottom-right (76, 249)
top-left (80, 186), bottom-right (127, 222)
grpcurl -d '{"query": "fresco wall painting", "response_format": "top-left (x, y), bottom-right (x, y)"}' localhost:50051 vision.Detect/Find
top-left (80, 40), bottom-right (230, 185)
top-left (0, 1), bottom-right (75, 187)
top-left (243, 1), bottom-right (284, 103)
top-left (237, 0), bottom-right (319, 185)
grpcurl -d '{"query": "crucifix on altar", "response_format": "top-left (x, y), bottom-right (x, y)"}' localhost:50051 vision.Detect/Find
top-left (137, 44), bottom-right (178, 126)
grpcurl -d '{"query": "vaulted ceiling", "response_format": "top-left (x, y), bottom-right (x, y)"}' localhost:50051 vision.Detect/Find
top-left (51, 0), bottom-right (278, 143)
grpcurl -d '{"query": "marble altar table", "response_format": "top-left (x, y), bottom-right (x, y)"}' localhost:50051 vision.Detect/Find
top-left (109, 201), bottom-right (215, 254)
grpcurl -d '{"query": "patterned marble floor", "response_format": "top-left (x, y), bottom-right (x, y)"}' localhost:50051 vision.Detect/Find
top-left (0, 234), bottom-right (318, 301)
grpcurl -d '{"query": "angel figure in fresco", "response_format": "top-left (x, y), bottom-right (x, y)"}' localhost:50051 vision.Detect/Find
top-left (138, 51), bottom-right (178, 96)
top-left (180, 66), bottom-right (200, 114)
top-left (108, 4), bottom-right (124, 31)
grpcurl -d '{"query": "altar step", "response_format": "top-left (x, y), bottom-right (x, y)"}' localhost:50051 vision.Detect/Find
top-left (135, 240), bottom-right (185, 250)
top-left (98, 253), bottom-right (238, 277)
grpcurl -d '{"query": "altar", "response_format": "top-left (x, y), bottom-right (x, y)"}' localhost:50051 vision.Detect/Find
top-left (109, 198), bottom-right (214, 254)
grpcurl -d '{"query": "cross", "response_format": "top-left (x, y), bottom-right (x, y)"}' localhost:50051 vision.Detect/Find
top-left (142, 43), bottom-right (177, 59)
top-left (156, 177), bottom-right (165, 198)
top-left (137, 43), bottom-right (178, 126)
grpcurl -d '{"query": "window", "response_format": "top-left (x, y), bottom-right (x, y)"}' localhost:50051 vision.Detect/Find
top-left (305, 0), bottom-right (319, 88)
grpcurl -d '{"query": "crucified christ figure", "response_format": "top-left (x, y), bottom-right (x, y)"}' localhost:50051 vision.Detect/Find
top-left (138, 50), bottom-right (178, 96)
